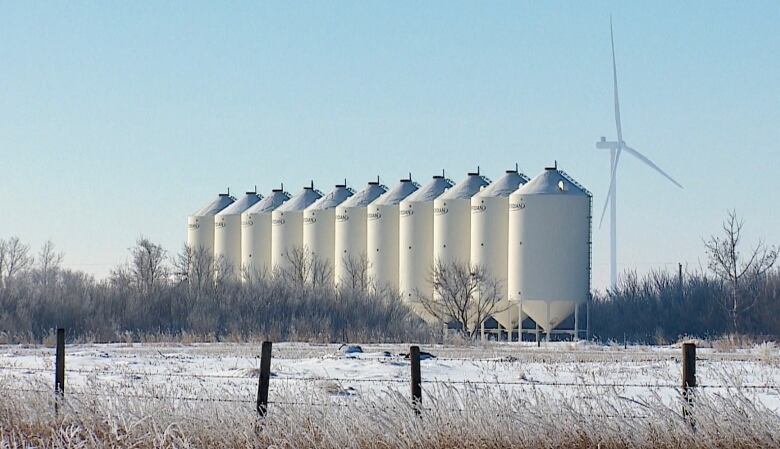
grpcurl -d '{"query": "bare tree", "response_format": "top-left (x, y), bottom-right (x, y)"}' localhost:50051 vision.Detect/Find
top-left (278, 246), bottom-right (312, 288)
top-left (241, 262), bottom-right (272, 285)
top-left (33, 240), bottom-right (64, 287)
top-left (277, 246), bottom-right (333, 289)
top-left (704, 210), bottom-right (778, 334)
top-left (172, 244), bottom-right (216, 293)
top-left (129, 237), bottom-right (169, 295)
top-left (310, 253), bottom-right (333, 289)
top-left (0, 237), bottom-right (33, 288)
top-left (414, 260), bottom-right (505, 338)
top-left (339, 253), bottom-right (372, 292)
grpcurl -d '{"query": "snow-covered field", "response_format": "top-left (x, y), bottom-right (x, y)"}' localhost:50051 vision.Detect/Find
top-left (2, 341), bottom-right (779, 448)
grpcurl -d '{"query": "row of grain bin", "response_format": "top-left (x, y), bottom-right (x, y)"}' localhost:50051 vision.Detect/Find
top-left (185, 165), bottom-right (591, 334)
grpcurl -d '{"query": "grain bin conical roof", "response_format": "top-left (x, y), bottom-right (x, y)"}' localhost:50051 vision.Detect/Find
top-left (245, 189), bottom-right (291, 214)
top-left (372, 176), bottom-right (420, 206)
top-left (475, 169), bottom-right (529, 198)
top-left (404, 175), bottom-right (454, 203)
top-left (515, 168), bottom-right (590, 196)
top-left (277, 184), bottom-right (323, 212)
top-left (217, 192), bottom-right (263, 216)
top-left (340, 182), bottom-right (387, 208)
top-left (438, 171), bottom-right (490, 200)
top-left (308, 184), bottom-right (355, 210)
top-left (192, 194), bottom-right (235, 216)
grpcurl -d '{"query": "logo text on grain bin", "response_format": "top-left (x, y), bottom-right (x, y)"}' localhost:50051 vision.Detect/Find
top-left (433, 206), bottom-right (448, 215)
top-left (336, 213), bottom-right (349, 222)
top-left (304, 217), bottom-right (317, 224)
top-left (242, 218), bottom-right (254, 227)
top-left (471, 204), bottom-right (486, 213)
top-left (188, 223), bottom-right (199, 230)
top-left (400, 209), bottom-right (414, 217)
top-left (367, 211), bottom-right (382, 220)
top-left (509, 200), bottom-right (526, 211)
top-left (272, 218), bottom-right (285, 225)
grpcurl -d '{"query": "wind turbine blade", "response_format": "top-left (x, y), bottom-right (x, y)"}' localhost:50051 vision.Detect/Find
top-left (611, 18), bottom-right (623, 143)
top-left (623, 145), bottom-right (683, 189)
top-left (598, 149), bottom-right (622, 227)
top-left (598, 188), bottom-right (611, 228)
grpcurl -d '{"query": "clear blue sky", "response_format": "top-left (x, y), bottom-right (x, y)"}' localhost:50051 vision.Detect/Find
top-left (1, 1), bottom-right (778, 289)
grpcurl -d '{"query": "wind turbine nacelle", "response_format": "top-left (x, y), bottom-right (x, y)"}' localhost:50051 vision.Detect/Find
top-left (596, 137), bottom-right (619, 149)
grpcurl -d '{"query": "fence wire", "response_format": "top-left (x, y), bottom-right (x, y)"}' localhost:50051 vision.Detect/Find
top-left (3, 364), bottom-right (779, 391)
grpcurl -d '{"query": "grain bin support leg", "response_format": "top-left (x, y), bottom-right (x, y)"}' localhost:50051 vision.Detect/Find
top-left (574, 302), bottom-right (580, 341)
top-left (586, 297), bottom-right (591, 341)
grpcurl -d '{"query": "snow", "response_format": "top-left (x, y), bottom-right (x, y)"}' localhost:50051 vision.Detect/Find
top-left (244, 191), bottom-right (291, 214)
top-left (339, 184), bottom-right (387, 208)
top-left (403, 177), bottom-right (454, 203)
top-left (2, 342), bottom-right (778, 412)
top-left (216, 193), bottom-right (263, 216)
top-left (517, 169), bottom-right (589, 196)
top-left (307, 186), bottom-right (354, 210)
top-left (437, 174), bottom-right (491, 200)
top-left (192, 195), bottom-right (235, 216)
top-left (276, 188), bottom-right (323, 212)
top-left (476, 171), bottom-right (530, 198)
top-left (371, 179), bottom-right (420, 206)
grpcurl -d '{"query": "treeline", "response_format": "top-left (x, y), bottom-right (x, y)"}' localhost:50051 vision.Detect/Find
top-left (0, 237), bottom-right (432, 343)
top-left (590, 269), bottom-right (780, 343)
top-left (0, 208), bottom-right (778, 344)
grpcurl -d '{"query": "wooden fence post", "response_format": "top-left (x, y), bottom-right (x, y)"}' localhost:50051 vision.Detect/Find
top-left (54, 328), bottom-right (65, 414)
top-left (55, 328), bottom-right (65, 395)
top-left (257, 341), bottom-right (272, 417)
top-left (682, 342), bottom-right (696, 426)
top-left (410, 345), bottom-right (422, 415)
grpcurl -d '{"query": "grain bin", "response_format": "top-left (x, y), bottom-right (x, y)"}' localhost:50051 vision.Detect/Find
top-left (433, 170), bottom-right (490, 267)
top-left (187, 193), bottom-right (235, 257)
top-left (214, 191), bottom-right (263, 278)
top-left (507, 166), bottom-right (591, 333)
top-left (366, 176), bottom-right (420, 292)
top-left (334, 180), bottom-right (388, 289)
top-left (471, 167), bottom-right (529, 331)
top-left (302, 183), bottom-right (354, 284)
top-left (399, 174), bottom-right (454, 315)
top-left (241, 188), bottom-right (291, 280)
top-left (271, 183), bottom-right (323, 273)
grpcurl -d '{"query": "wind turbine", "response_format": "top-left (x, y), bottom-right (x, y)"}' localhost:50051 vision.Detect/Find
top-left (597, 19), bottom-right (683, 289)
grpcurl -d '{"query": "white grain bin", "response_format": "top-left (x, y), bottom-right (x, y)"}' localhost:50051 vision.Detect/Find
top-left (187, 193), bottom-right (235, 256)
top-left (214, 191), bottom-right (263, 278)
top-left (366, 176), bottom-right (420, 292)
top-left (433, 170), bottom-right (490, 267)
top-left (334, 180), bottom-right (388, 289)
top-left (399, 174), bottom-right (454, 314)
top-left (271, 183), bottom-right (323, 273)
top-left (241, 188), bottom-right (291, 280)
top-left (507, 166), bottom-right (591, 333)
top-left (471, 167), bottom-right (529, 331)
top-left (302, 183), bottom-right (354, 284)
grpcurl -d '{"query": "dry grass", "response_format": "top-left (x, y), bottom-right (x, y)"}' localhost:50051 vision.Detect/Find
top-left (1, 378), bottom-right (778, 449)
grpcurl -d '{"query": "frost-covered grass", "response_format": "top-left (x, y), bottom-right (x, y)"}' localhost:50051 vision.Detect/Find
top-left (1, 342), bottom-right (779, 448)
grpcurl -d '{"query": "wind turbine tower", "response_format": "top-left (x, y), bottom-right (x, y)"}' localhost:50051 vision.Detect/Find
top-left (597, 19), bottom-right (683, 289)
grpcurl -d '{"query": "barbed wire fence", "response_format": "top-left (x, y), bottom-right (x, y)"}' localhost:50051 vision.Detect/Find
top-left (1, 329), bottom-right (778, 423)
